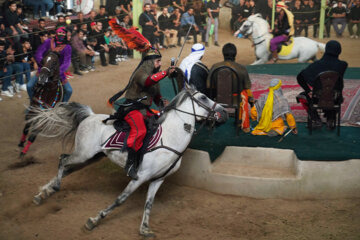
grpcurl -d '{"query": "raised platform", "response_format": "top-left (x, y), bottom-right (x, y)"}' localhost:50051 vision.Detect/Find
top-left (170, 147), bottom-right (360, 199)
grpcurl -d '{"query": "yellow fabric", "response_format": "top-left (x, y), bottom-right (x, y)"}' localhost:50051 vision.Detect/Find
top-left (283, 8), bottom-right (295, 36)
top-left (278, 37), bottom-right (294, 56)
top-left (286, 112), bottom-right (296, 129)
top-left (253, 80), bottom-right (282, 133)
top-left (251, 107), bottom-right (297, 136)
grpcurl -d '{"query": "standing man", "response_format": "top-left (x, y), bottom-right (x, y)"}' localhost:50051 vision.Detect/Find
top-left (207, 43), bottom-right (253, 133)
top-left (139, 3), bottom-right (157, 46)
top-left (179, 43), bottom-right (209, 93)
top-left (348, 0), bottom-right (360, 39)
top-left (205, 0), bottom-right (220, 47)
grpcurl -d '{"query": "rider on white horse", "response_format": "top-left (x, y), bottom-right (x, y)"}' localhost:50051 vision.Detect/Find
top-left (270, 1), bottom-right (295, 62)
top-left (107, 20), bottom-right (176, 179)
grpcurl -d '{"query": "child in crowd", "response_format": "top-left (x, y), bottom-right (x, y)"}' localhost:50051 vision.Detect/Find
top-left (109, 30), bottom-right (128, 62)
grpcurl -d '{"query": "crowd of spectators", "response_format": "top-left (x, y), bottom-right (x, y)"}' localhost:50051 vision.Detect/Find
top-left (230, 0), bottom-right (359, 38)
top-left (0, 1), bottom-right (135, 99)
top-left (0, 0), bottom-right (359, 101)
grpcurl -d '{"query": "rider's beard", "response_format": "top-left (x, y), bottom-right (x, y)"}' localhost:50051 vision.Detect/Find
top-left (153, 66), bottom-right (160, 73)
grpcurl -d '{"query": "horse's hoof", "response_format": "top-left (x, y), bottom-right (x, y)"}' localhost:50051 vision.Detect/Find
top-left (19, 152), bottom-right (25, 159)
top-left (84, 217), bottom-right (97, 231)
top-left (33, 195), bottom-right (42, 205)
top-left (18, 141), bottom-right (25, 148)
top-left (140, 228), bottom-right (156, 238)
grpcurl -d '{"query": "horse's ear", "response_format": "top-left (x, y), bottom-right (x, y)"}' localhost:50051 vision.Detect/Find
top-left (184, 81), bottom-right (191, 90)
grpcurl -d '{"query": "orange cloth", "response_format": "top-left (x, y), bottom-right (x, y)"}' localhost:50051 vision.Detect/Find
top-left (239, 90), bottom-right (250, 129)
top-left (250, 106), bottom-right (296, 135)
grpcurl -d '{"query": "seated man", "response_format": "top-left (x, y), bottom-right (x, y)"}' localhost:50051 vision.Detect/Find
top-left (179, 43), bottom-right (208, 94)
top-left (178, 7), bottom-right (199, 46)
top-left (207, 43), bottom-right (253, 133)
top-left (251, 79), bottom-right (297, 136)
top-left (296, 40), bottom-right (347, 129)
top-left (0, 40), bottom-right (14, 98)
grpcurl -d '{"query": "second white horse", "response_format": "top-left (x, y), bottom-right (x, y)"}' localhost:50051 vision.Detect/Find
top-left (235, 14), bottom-right (325, 65)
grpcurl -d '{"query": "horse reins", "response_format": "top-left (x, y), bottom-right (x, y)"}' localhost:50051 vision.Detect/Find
top-left (148, 89), bottom-right (219, 181)
top-left (243, 21), bottom-right (266, 46)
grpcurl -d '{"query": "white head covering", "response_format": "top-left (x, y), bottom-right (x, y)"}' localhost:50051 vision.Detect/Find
top-left (179, 43), bottom-right (205, 82)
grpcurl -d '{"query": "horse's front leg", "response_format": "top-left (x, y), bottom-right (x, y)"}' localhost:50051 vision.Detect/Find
top-left (139, 179), bottom-right (164, 237)
top-left (85, 178), bottom-right (146, 231)
top-left (252, 48), bottom-right (269, 65)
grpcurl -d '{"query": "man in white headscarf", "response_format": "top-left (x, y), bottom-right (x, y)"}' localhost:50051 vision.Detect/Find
top-left (179, 43), bottom-right (209, 93)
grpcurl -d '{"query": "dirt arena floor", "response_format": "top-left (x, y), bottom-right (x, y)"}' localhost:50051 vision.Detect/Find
top-left (1, 30), bottom-right (360, 240)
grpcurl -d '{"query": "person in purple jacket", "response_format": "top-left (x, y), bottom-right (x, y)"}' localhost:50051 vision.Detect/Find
top-left (27, 26), bottom-right (73, 102)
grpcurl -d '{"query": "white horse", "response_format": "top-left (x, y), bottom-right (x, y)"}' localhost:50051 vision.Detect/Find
top-left (28, 85), bottom-right (228, 237)
top-left (235, 14), bottom-right (325, 65)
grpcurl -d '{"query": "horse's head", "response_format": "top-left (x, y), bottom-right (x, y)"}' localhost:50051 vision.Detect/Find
top-left (239, 19), bottom-right (253, 36)
top-left (38, 51), bottom-right (60, 85)
top-left (183, 83), bottom-right (228, 124)
top-left (239, 14), bottom-right (267, 37)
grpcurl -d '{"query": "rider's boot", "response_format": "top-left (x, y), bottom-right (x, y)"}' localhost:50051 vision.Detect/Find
top-left (125, 149), bottom-right (139, 180)
top-left (271, 51), bottom-right (278, 63)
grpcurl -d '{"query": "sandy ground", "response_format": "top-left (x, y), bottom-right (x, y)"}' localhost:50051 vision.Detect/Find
top-left (1, 30), bottom-right (360, 240)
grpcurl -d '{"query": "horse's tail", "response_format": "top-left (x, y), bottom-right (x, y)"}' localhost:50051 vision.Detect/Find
top-left (317, 42), bottom-right (326, 52)
top-left (28, 102), bottom-right (94, 141)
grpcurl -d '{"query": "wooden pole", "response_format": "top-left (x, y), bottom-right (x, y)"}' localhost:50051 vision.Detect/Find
top-left (271, 0), bottom-right (276, 30)
top-left (318, 0), bottom-right (326, 39)
top-left (132, 0), bottom-right (142, 59)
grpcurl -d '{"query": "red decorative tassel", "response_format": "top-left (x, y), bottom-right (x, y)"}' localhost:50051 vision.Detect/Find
top-left (22, 141), bottom-right (33, 154)
top-left (108, 18), bottom-right (152, 52)
top-left (20, 134), bottom-right (27, 142)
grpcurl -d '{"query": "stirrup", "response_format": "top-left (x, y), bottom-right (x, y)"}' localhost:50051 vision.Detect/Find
top-left (126, 165), bottom-right (138, 180)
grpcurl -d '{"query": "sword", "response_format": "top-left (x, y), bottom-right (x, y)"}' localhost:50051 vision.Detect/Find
top-left (278, 128), bottom-right (294, 142)
top-left (174, 24), bottom-right (193, 66)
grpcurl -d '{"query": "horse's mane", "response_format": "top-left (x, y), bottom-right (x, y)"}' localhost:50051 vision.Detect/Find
top-left (248, 13), bottom-right (270, 34)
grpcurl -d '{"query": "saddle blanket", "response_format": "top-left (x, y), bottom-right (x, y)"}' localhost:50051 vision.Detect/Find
top-left (102, 126), bottom-right (163, 150)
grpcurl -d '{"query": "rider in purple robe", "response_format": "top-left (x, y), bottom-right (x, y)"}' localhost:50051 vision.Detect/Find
top-left (269, 2), bottom-right (294, 62)
top-left (27, 26), bottom-right (73, 102)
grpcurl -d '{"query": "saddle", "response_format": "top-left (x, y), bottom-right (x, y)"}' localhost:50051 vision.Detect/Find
top-left (102, 112), bottom-right (161, 154)
top-left (276, 37), bottom-right (293, 53)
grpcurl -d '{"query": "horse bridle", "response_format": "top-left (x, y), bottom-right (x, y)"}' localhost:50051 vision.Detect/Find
top-left (148, 89), bottom-right (219, 181)
top-left (171, 89), bottom-right (218, 134)
top-left (242, 21), bottom-right (266, 46)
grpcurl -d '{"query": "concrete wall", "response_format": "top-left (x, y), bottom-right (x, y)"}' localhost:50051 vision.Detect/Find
top-left (169, 147), bottom-right (360, 199)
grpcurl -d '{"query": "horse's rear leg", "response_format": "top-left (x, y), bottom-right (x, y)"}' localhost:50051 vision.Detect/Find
top-left (20, 133), bottom-right (37, 157)
top-left (18, 121), bottom-right (32, 148)
top-left (85, 179), bottom-right (145, 231)
top-left (33, 152), bottom-right (103, 205)
top-left (139, 179), bottom-right (164, 237)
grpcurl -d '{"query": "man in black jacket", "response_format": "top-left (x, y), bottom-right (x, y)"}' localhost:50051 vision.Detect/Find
top-left (139, 3), bottom-right (157, 46)
top-left (297, 40), bottom-right (347, 129)
top-left (4, 1), bottom-right (27, 42)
